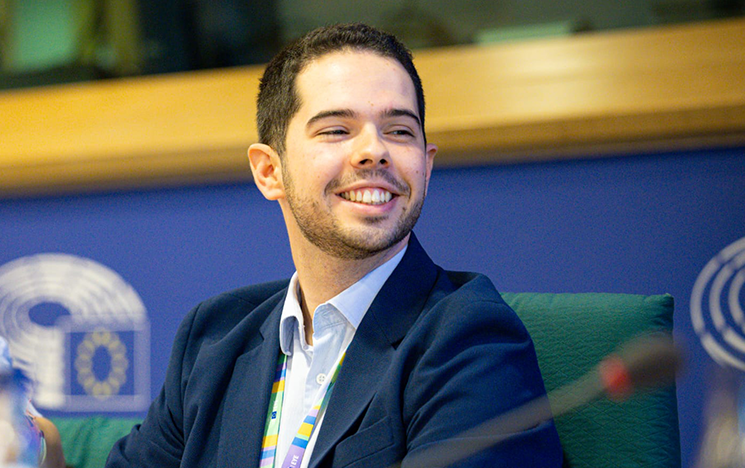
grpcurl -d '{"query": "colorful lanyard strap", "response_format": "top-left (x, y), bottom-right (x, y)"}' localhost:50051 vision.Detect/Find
top-left (260, 351), bottom-right (346, 468)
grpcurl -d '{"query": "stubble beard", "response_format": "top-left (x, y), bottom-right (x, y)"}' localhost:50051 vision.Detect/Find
top-left (283, 167), bottom-right (424, 260)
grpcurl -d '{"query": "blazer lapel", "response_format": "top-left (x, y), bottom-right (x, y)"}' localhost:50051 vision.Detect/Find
top-left (310, 234), bottom-right (440, 467)
top-left (216, 291), bottom-right (286, 468)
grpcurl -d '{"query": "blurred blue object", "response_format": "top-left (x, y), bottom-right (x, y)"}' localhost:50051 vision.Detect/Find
top-left (0, 369), bottom-right (41, 467)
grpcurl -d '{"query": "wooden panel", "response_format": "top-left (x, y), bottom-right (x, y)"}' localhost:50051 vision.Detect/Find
top-left (1, 18), bottom-right (743, 196)
top-left (417, 18), bottom-right (745, 162)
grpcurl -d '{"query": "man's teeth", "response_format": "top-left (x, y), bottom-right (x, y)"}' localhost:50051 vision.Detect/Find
top-left (340, 188), bottom-right (393, 205)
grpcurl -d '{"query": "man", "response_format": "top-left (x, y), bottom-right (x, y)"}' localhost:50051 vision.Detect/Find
top-left (107, 23), bottom-right (563, 467)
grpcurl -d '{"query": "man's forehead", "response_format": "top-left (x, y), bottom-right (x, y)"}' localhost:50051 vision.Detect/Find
top-left (303, 49), bottom-right (397, 74)
top-left (294, 50), bottom-right (419, 118)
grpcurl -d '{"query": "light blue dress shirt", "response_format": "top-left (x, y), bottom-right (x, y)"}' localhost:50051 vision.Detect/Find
top-left (275, 245), bottom-right (407, 468)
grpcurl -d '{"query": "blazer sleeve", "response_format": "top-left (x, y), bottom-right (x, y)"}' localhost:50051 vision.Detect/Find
top-left (105, 303), bottom-right (199, 468)
top-left (401, 298), bottom-right (564, 467)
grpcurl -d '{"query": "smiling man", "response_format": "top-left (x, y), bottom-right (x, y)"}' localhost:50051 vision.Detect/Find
top-left (107, 23), bottom-right (563, 468)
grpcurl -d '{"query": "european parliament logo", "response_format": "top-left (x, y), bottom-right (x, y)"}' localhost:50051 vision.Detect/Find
top-left (0, 253), bottom-right (150, 412)
top-left (691, 236), bottom-right (745, 371)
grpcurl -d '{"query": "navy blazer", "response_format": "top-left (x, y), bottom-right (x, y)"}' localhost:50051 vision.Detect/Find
top-left (107, 235), bottom-right (563, 467)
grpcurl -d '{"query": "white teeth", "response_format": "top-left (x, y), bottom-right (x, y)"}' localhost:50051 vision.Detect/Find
top-left (340, 188), bottom-right (392, 205)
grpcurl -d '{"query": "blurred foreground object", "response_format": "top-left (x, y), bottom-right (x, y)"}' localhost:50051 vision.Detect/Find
top-left (33, 417), bottom-right (64, 468)
top-left (695, 369), bottom-right (745, 468)
top-left (0, 370), bottom-right (40, 468)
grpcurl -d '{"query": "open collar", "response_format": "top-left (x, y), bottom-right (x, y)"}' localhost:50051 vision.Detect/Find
top-left (310, 233), bottom-right (443, 467)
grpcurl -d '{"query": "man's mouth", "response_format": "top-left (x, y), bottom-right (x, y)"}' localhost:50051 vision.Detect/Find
top-left (339, 188), bottom-right (393, 205)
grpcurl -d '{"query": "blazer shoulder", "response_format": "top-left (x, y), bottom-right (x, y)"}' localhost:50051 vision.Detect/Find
top-left (424, 269), bottom-right (527, 337)
top-left (201, 278), bottom-right (290, 310)
top-left (183, 278), bottom-right (289, 342)
top-left (442, 270), bottom-right (507, 306)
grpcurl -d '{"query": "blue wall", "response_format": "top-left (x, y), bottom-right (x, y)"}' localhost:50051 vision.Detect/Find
top-left (1, 146), bottom-right (743, 466)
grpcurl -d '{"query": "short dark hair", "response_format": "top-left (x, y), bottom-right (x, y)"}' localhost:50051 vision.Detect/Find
top-left (256, 23), bottom-right (426, 155)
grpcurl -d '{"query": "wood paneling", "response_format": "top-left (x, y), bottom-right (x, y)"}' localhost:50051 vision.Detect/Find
top-left (1, 18), bottom-right (743, 196)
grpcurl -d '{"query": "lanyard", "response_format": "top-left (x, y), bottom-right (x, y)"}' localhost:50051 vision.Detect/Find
top-left (260, 351), bottom-right (346, 468)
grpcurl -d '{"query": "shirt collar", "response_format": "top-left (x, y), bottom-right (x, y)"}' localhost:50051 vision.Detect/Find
top-left (279, 244), bottom-right (408, 355)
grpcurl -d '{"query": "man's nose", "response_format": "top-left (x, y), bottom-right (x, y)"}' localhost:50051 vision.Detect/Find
top-left (351, 127), bottom-right (389, 168)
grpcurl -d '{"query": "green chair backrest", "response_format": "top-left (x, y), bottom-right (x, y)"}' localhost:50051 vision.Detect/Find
top-left (503, 292), bottom-right (680, 468)
top-left (49, 416), bottom-right (141, 468)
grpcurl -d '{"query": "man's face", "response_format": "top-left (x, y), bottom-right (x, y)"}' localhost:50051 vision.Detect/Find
top-left (279, 50), bottom-right (437, 259)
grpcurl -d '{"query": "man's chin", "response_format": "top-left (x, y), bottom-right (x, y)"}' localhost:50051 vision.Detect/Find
top-left (338, 229), bottom-right (410, 257)
top-left (300, 227), bottom-right (408, 260)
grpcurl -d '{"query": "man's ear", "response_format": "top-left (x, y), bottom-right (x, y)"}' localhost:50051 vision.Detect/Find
top-left (248, 143), bottom-right (285, 200)
top-left (424, 142), bottom-right (438, 192)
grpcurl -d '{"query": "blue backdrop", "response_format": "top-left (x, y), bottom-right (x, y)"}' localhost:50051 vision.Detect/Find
top-left (1, 146), bottom-right (743, 467)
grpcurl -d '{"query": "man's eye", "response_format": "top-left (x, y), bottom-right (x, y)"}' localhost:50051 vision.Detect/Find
top-left (319, 129), bottom-right (348, 135)
top-left (389, 128), bottom-right (415, 137)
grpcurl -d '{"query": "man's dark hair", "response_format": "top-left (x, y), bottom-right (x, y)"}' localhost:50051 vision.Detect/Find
top-left (256, 23), bottom-right (426, 155)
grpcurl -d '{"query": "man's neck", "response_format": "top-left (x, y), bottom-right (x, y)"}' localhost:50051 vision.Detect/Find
top-left (291, 236), bottom-right (409, 344)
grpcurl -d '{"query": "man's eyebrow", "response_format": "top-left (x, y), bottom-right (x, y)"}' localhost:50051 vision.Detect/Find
top-left (306, 109), bottom-right (356, 128)
top-left (305, 108), bottom-right (422, 128)
top-left (384, 108), bottom-right (421, 127)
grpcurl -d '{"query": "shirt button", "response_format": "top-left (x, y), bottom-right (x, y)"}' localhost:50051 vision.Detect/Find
top-left (316, 373), bottom-right (327, 384)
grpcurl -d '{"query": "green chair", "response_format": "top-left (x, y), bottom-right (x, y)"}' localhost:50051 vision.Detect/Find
top-left (49, 416), bottom-right (141, 468)
top-left (51, 293), bottom-right (680, 468)
top-left (504, 292), bottom-right (680, 468)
